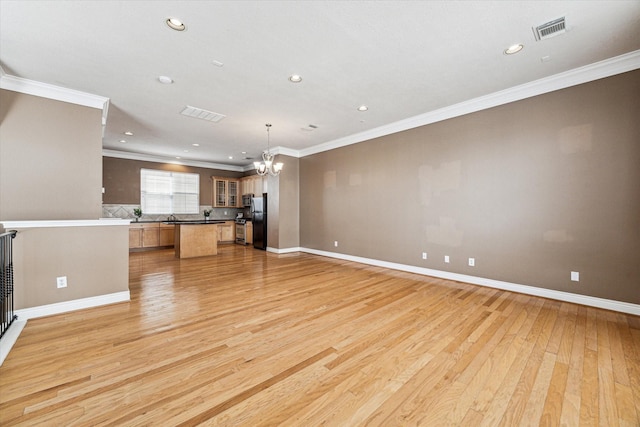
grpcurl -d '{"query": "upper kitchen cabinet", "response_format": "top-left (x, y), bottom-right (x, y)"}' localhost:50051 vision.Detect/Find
top-left (213, 177), bottom-right (239, 207)
top-left (240, 175), bottom-right (265, 196)
top-left (240, 177), bottom-right (250, 196)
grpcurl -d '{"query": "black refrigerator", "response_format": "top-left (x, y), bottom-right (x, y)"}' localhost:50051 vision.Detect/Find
top-left (251, 193), bottom-right (267, 250)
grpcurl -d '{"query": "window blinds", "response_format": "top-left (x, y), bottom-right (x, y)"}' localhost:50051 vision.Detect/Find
top-left (141, 169), bottom-right (199, 214)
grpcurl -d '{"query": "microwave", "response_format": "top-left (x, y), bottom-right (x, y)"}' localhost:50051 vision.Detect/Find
top-left (242, 194), bottom-right (254, 207)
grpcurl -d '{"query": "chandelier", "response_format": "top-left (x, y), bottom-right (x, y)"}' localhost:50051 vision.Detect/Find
top-left (254, 123), bottom-right (283, 176)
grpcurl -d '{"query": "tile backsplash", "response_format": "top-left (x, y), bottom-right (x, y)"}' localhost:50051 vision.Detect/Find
top-left (102, 204), bottom-right (241, 222)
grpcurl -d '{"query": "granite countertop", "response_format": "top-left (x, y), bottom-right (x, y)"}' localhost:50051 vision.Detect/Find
top-left (163, 220), bottom-right (226, 225)
top-left (132, 219), bottom-right (236, 224)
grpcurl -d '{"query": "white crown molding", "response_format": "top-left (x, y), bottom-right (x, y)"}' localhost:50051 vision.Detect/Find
top-left (4, 50), bottom-right (638, 166)
top-left (299, 49), bottom-right (640, 158)
top-left (102, 149), bottom-right (245, 172)
top-left (14, 291), bottom-right (130, 320)
top-left (241, 163), bottom-right (258, 173)
top-left (0, 70), bottom-right (110, 128)
top-left (296, 247), bottom-right (640, 316)
top-left (269, 146), bottom-right (300, 157)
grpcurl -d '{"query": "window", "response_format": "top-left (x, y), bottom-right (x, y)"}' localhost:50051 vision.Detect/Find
top-left (141, 169), bottom-right (199, 214)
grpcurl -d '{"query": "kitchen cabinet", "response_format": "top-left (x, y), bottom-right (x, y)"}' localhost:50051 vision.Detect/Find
top-left (246, 221), bottom-right (253, 245)
top-left (130, 223), bottom-right (158, 249)
top-left (130, 221), bottom-right (235, 249)
top-left (159, 223), bottom-right (175, 246)
top-left (257, 176), bottom-right (266, 194)
top-left (240, 175), bottom-right (265, 196)
top-left (217, 221), bottom-right (235, 243)
top-left (142, 224), bottom-right (160, 247)
top-left (129, 226), bottom-right (143, 249)
top-left (240, 177), bottom-right (250, 196)
top-left (175, 223), bottom-right (218, 258)
top-left (130, 223), bottom-right (174, 249)
top-left (213, 177), bottom-right (240, 207)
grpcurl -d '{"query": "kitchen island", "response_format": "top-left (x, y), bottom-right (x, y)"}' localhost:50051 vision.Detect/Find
top-left (172, 221), bottom-right (224, 258)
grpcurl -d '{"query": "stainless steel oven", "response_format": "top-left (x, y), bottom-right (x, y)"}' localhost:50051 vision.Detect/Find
top-left (235, 219), bottom-right (247, 244)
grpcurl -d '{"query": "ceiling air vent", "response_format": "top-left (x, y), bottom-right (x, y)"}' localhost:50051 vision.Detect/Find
top-left (180, 106), bottom-right (226, 123)
top-left (533, 17), bottom-right (566, 41)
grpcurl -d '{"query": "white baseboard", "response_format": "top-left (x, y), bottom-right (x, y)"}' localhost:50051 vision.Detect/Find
top-left (15, 291), bottom-right (131, 320)
top-left (2, 291), bottom-right (130, 366)
top-left (297, 248), bottom-right (640, 316)
top-left (0, 319), bottom-right (27, 366)
top-left (268, 246), bottom-right (303, 254)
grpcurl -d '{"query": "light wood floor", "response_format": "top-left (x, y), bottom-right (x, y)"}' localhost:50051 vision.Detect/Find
top-left (1, 245), bottom-right (639, 426)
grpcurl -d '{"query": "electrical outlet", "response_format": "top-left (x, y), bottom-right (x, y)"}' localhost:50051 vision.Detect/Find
top-left (571, 271), bottom-right (579, 282)
top-left (468, 258), bottom-right (475, 267)
top-left (56, 276), bottom-right (67, 288)
top-left (444, 255), bottom-right (450, 263)
top-left (422, 252), bottom-right (427, 260)
top-left (334, 241), bottom-right (338, 247)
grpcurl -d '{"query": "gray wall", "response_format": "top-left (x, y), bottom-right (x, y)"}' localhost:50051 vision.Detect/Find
top-left (12, 226), bottom-right (130, 309)
top-left (265, 155), bottom-right (300, 249)
top-left (103, 156), bottom-right (243, 206)
top-left (0, 89), bottom-right (103, 220)
top-left (1, 89), bottom-right (129, 310)
top-left (300, 70), bottom-right (640, 304)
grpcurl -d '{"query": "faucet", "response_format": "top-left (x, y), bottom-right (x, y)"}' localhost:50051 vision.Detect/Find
top-left (168, 214), bottom-right (177, 222)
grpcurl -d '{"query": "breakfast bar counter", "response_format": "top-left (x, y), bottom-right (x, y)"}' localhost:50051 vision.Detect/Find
top-left (172, 221), bottom-right (224, 258)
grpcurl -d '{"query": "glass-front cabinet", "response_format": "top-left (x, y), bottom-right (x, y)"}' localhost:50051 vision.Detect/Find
top-left (228, 180), bottom-right (238, 207)
top-left (212, 177), bottom-right (240, 207)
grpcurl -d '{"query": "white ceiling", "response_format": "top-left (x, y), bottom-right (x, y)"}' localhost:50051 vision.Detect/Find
top-left (1, 1), bottom-right (639, 169)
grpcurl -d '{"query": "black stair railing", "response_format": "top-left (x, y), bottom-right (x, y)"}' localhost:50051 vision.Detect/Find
top-left (0, 230), bottom-right (18, 339)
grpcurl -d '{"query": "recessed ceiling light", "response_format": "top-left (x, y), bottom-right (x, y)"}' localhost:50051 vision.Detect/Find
top-left (241, 151), bottom-right (247, 154)
top-left (175, 156), bottom-right (181, 159)
top-left (124, 131), bottom-right (133, 136)
top-left (228, 156), bottom-right (233, 160)
top-left (192, 143), bottom-right (200, 147)
top-left (119, 139), bottom-right (126, 143)
top-left (504, 44), bottom-right (524, 55)
top-left (357, 105), bottom-right (368, 112)
top-left (166, 18), bottom-right (186, 31)
top-left (212, 60), bottom-right (224, 68)
top-left (158, 75), bottom-right (173, 84)
top-left (288, 74), bottom-right (302, 83)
